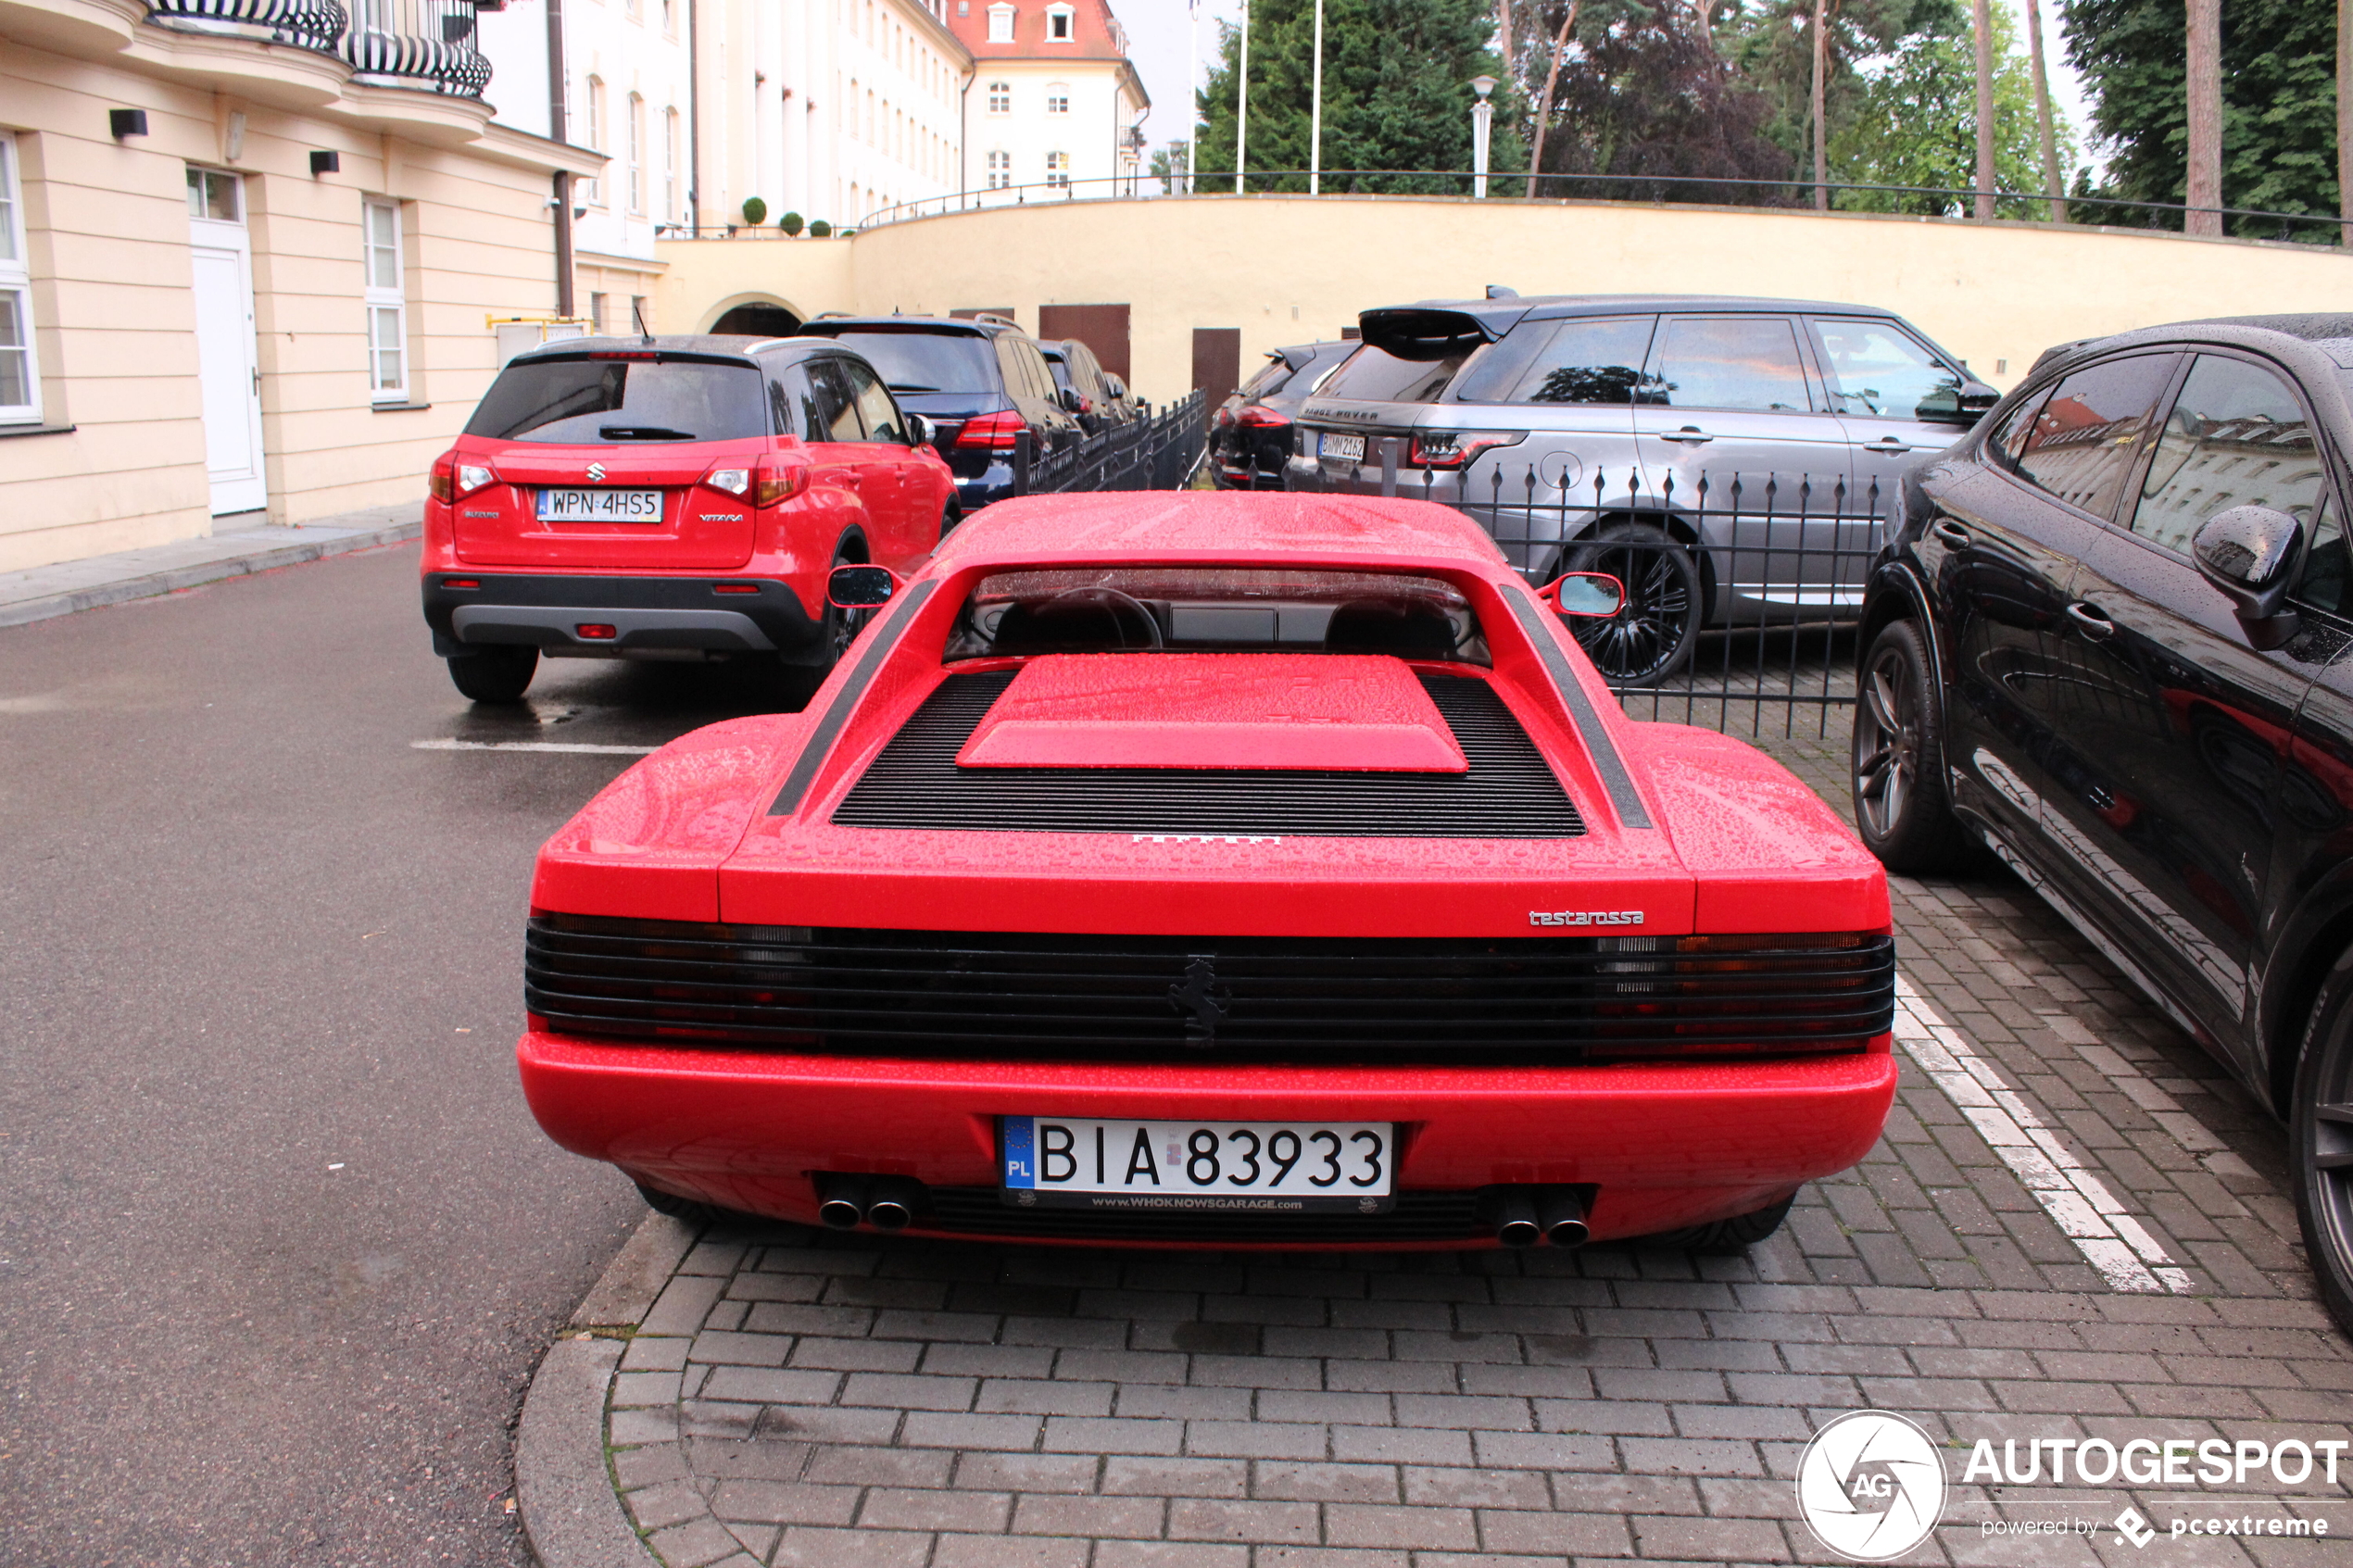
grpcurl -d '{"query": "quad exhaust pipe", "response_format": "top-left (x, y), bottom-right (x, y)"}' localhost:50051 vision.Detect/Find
top-left (1493, 1185), bottom-right (1590, 1248)
top-left (814, 1173), bottom-right (925, 1232)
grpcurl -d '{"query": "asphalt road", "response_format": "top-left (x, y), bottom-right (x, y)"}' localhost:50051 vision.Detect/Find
top-left (0, 541), bottom-right (785, 1567)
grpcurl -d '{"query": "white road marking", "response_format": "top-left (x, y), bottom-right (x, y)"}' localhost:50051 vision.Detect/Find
top-left (410, 738), bottom-right (658, 755)
top-left (1894, 975), bottom-right (2194, 1294)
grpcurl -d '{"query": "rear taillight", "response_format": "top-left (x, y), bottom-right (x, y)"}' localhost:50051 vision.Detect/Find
top-left (953, 409), bottom-right (1026, 451)
top-left (429, 454), bottom-right (495, 501)
top-left (1236, 407), bottom-right (1291, 432)
top-left (1409, 431), bottom-right (1522, 470)
top-left (703, 464), bottom-right (752, 496)
top-left (754, 461), bottom-right (809, 508)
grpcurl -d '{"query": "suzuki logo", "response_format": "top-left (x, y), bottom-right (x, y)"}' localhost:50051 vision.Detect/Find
top-left (1168, 956), bottom-right (1232, 1049)
top-left (585, 461), bottom-right (607, 483)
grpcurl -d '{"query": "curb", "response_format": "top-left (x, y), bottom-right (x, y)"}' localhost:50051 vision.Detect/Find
top-left (0, 518), bottom-right (423, 631)
top-left (516, 1211), bottom-right (698, 1568)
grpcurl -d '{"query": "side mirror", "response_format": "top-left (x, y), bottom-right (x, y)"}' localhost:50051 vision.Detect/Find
top-left (906, 412), bottom-right (935, 448)
top-left (1539, 571), bottom-right (1626, 619)
top-left (1058, 387), bottom-right (1084, 414)
top-left (2193, 504), bottom-right (2303, 649)
top-left (1103, 374), bottom-right (1127, 399)
top-left (1917, 379), bottom-right (2002, 425)
top-left (828, 563), bottom-right (904, 610)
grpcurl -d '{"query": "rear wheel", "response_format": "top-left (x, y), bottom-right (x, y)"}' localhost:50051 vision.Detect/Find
top-left (779, 544), bottom-right (872, 707)
top-left (1561, 522), bottom-right (1703, 684)
top-left (1645, 1191), bottom-right (1797, 1252)
top-left (1850, 619), bottom-right (1976, 873)
top-left (446, 645), bottom-right (537, 703)
top-left (2292, 955), bottom-right (2353, 1338)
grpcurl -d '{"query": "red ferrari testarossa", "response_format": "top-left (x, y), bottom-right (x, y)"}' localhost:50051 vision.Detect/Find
top-left (517, 491), bottom-right (1894, 1250)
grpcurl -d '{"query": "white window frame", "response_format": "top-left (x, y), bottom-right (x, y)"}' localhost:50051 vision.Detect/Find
top-left (0, 133), bottom-right (40, 425)
top-left (986, 1), bottom-right (1013, 42)
top-left (626, 93), bottom-right (645, 214)
top-left (1044, 3), bottom-right (1073, 41)
top-left (585, 77), bottom-right (608, 207)
top-left (663, 107), bottom-right (680, 223)
top-left (986, 81), bottom-right (1011, 115)
top-left (1045, 84), bottom-right (1069, 115)
top-left (985, 149), bottom-right (1012, 190)
top-left (1044, 150), bottom-right (1069, 189)
top-left (362, 197), bottom-right (408, 404)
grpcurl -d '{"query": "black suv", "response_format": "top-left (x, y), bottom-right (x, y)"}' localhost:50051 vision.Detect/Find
top-left (1849, 312), bottom-right (2353, 1335)
top-left (1041, 338), bottom-right (1141, 434)
top-left (1212, 340), bottom-right (1356, 490)
top-left (798, 316), bottom-right (1085, 510)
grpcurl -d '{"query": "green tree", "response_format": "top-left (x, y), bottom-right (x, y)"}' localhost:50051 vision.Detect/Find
top-left (1716, 0), bottom-right (1969, 181)
top-left (1194, 0), bottom-right (1528, 194)
top-left (1829, 0), bottom-right (2072, 215)
top-left (1520, 0), bottom-right (1793, 201)
top-left (2061, 0), bottom-right (2340, 237)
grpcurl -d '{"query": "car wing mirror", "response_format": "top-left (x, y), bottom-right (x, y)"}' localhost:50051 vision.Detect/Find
top-left (905, 412), bottom-right (935, 448)
top-left (2193, 504), bottom-right (2304, 648)
top-left (828, 563), bottom-right (905, 610)
top-left (1538, 571), bottom-right (1626, 619)
top-left (1058, 387), bottom-right (1084, 414)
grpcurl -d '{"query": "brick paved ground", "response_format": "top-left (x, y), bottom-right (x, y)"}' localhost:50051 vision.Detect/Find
top-left (582, 731), bottom-right (2353, 1568)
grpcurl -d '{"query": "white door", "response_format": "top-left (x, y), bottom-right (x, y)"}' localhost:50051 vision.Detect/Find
top-left (188, 171), bottom-right (266, 516)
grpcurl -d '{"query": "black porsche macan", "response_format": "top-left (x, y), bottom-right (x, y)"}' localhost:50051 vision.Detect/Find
top-left (1850, 313), bottom-right (2353, 1336)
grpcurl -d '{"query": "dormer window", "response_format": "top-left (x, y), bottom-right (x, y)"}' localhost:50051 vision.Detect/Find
top-left (986, 1), bottom-right (1013, 42)
top-left (1045, 3), bottom-right (1073, 41)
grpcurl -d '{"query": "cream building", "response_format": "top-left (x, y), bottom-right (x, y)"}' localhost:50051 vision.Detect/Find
top-left (0, 0), bottom-right (602, 571)
top-left (949, 0), bottom-right (1146, 205)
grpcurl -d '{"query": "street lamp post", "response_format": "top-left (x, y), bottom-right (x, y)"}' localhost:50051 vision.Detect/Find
top-left (1470, 75), bottom-right (1497, 199)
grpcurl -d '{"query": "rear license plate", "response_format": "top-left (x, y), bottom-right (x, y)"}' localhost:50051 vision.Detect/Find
top-left (1000, 1116), bottom-right (1395, 1212)
top-left (536, 488), bottom-right (663, 521)
top-left (1318, 433), bottom-right (1365, 462)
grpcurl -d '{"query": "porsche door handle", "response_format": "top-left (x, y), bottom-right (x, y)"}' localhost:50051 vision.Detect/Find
top-left (2066, 601), bottom-right (2116, 641)
top-left (1931, 520), bottom-right (1972, 548)
top-left (1656, 427), bottom-right (1714, 445)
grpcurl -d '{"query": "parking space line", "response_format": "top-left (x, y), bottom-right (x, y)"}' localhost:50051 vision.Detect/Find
top-left (1894, 974), bottom-right (2196, 1295)
top-left (410, 739), bottom-right (659, 755)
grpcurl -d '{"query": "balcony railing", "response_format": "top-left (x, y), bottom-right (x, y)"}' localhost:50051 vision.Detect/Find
top-left (143, 0), bottom-right (491, 99)
top-left (146, 0), bottom-right (349, 54)
top-left (340, 0), bottom-right (490, 96)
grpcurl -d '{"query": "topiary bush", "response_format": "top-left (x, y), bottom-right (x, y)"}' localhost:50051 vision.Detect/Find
top-left (740, 196), bottom-right (767, 227)
top-left (809, 219), bottom-right (832, 238)
top-left (780, 210), bottom-right (804, 236)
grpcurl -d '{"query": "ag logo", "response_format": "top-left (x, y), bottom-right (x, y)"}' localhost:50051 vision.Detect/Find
top-left (585, 461), bottom-right (607, 483)
top-left (1795, 1411), bottom-right (1946, 1561)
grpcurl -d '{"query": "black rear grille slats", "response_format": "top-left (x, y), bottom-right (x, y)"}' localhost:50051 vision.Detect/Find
top-left (828, 670), bottom-right (1585, 838)
top-left (526, 917), bottom-right (1898, 1064)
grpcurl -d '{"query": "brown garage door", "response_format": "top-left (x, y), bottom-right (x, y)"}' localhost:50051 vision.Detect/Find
top-left (1191, 328), bottom-right (1241, 405)
top-left (1037, 304), bottom-right (1132, 381)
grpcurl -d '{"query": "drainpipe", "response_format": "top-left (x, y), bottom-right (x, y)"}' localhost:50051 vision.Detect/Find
top-left (686, 0), bottom-right (700, 232)
top-left (958, 64), bottom-right (974, 208)
top-left (547, 0), bottom-right (574, 315)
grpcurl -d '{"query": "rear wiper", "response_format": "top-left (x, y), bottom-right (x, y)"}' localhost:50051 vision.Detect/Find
top-left (885, 383), bottom-right (940, 393)
top-left (598, 425), bottom-right (698, 440)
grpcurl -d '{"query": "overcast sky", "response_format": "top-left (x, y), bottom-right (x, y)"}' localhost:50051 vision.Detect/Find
top-left (1112, 0), bottom-right (2105, 180)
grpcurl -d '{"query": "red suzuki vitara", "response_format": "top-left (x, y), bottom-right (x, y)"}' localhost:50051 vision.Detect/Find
top-left (421, 334), bottom-right (956, 702)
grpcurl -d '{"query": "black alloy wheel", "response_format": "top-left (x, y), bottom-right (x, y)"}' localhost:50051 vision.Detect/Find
top-left (1850, 619), bottom-right (1976, 873)
top-left (445, 645), bottom-right (538, 703)
top-left (1561, 522), bottom-right (1703, 684)
top-left (2293, 955), bottom-right (2353, 1338)
top-left (780, 545), bottom-right (872, 707)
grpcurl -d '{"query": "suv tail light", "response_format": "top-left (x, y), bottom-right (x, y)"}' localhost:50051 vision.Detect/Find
top-left (754, 460), bottom-right (809, 508)
top-left (954, 409), bottom-right (1027, 451)
top-left (702, 464), bottom-right (752, 496)
top-left (429, 452), bottom-right (495, 501)
top-left (1409, 431), bottom-right (1522, 470)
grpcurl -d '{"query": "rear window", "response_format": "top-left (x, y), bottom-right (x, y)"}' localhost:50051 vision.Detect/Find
top-left (466, 356), bottom-right (766, 443)
top-left (944, 567), bottom-right (1490, 665)
top-left (824, 331), bottom-right (999, 395)
top-left (1313, 346), bottom-right (1469, 405)
top-left (1451, 317), bottom-right (1655, 405)
top-left (1238, 358), bottom-right (1294, 400)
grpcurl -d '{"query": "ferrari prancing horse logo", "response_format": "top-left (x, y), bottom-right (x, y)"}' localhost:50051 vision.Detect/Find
top-left (1169, 956), bottom-right (1233, 1047)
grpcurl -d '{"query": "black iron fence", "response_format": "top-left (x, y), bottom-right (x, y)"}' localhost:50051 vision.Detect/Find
top-left (1302, 447), bottom-right (1885, 741)
top-left (1000, 393), bottom-right (1207, 500)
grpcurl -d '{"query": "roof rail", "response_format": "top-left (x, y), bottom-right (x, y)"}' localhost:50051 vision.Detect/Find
top-left (972, 312), bottom-right (1018, 328)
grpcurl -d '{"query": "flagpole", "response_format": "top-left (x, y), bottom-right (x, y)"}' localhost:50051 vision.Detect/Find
top-left (1309, 0), bottom-right (1325, 195)
top-left (1234, 0), bottom-right (1250, 194)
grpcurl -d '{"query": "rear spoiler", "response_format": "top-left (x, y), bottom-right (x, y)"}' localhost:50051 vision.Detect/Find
top-left (1357, 305), bottom-right (1523, 362)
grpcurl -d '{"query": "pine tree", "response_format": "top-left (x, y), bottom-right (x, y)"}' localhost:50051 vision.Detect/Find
top-left (1194, 0), bottom-right (1527, 194)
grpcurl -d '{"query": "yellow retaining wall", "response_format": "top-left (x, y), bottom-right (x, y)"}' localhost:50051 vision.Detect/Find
top-left (659, 194), bottom-right (2353, 404)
